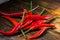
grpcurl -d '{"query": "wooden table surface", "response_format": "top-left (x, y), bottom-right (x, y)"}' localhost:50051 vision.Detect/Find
top-left (0, 0), bottom-right (60, 40)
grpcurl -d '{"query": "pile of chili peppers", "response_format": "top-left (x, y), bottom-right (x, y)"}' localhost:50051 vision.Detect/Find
top-left (0, 1), bottom-right (57, 40)
top-left (0, 9), bottom-right (57, 40)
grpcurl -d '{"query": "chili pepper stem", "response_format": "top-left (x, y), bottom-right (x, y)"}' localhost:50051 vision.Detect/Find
top-left (29, 5), bottom-right (39, 12)
top-left (24, 28), bottom-right (32, 34)
top-left (21, 12), bottom-right (25, 22)
top-left (40, 8), bottom-right (46, 15)
top-left (46, 16), bottom-right (58, 23)
top-left (30, 1), bottom-right (32, 11)
top-left (20, 29), bottom-right (28, 40)
top-left (20, 9), bottom-right (28, 40)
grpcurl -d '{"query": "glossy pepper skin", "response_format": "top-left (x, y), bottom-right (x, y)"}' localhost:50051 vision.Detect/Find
top-left (24, 12), bottom-right (32, 21)
top-left (0, 16), bottom-right (22, 35)
top-left (23, 21), bottom-right (36, 30)
top-left (0, 11), bottom-right (23, 17)
top-left (22, 12), bottom-right (33, 29)
top-left (29, 27), bottom-right (47, 40)
top-left (23, 13), bottom-right (40, 30)
top-left (28, 15), bottom-right (53, 20)
top-left (23, 20), bottom-right (43, 31)
top-left (24, 19), bottom-right (55, 34)
top-left (27, 17), bottom-right (57, 40)
top-left (23, 20), bottom-right (55, 31)
top-left (21, 19), bottom-right (33, 29)
top-left (2, 16), bottom-right (18, 25)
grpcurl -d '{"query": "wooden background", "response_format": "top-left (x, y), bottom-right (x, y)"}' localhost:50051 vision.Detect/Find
top-left (0, 0), bottom-right (60, 40)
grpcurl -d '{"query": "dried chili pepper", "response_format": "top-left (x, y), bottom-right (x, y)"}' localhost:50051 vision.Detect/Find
top-left (0, 16), bottom-right (22, 35)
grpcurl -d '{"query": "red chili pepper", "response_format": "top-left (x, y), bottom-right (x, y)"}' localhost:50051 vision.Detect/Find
top-left (23, 20), bottom-right (45, 31)
top-left (24, 20), bottom-right (55, 33)
top-left (28, 15), bottom-right (53, 20)
top-left (23, 21), bottom-right (36, 30)
top-left (24, 12), bottom-right (33, 21)
top-left (28, 12), bottom-right (33, 15)
top-left (0, 22), bottom-right (22, 35)
top-left (22, 12), bottom-right (33, 29)
top-left (22, 13), bottom-right (40, 29)
top-left (0, 11), bottom-right (23, 17)
top-left (29, 27), bottom-right (47, 39)
top-left (21, 19), bottom-right (33, 29)
top-left (35, 20), bottom-right (55, 28)
top-left (2, 16), bottom-right (18, 26)
top-left (0, 16), bottom-right (22, 35)
top-left (23, 19), bottom-right (30, 24)
top-left (24, 16), bottom-right (57, 34)
top-left (24, 13), bottom-right (40, 21)
top-left (38, 24), bottom-right (55, 28)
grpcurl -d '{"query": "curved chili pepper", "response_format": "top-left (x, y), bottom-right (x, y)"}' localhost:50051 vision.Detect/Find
top-left (0, 16), bottom-right (22, 35)
top-left (23, 21), bottom-right (36, 30)
top-left (21, 19), bottom-right (33, 29)
top-left (29, 27), bottom-right (46, 39)
top-left (2, 16), bottom-right (18, 26)
top-left (0, 11), bottom-right (23, 17)
top-left (28, 15), bottom-right (53, 20)
top-left (0, 22), bottom-right (22, 35)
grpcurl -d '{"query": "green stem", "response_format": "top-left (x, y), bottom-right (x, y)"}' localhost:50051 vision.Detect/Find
top-left (40, 8), bottom-right (46, 15)
top-left (20, 29), bottom-right (28, 40)
top-left (46, 16), bottom-right (58, 23)
top-left (20, 11), bottom-right (26, 39)
top-left (20, 29), bottom-right (25, 36)
top-left (30, 1), bottom-right (32, 11)
top-left (24, 28), bottom-right (32, 34)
